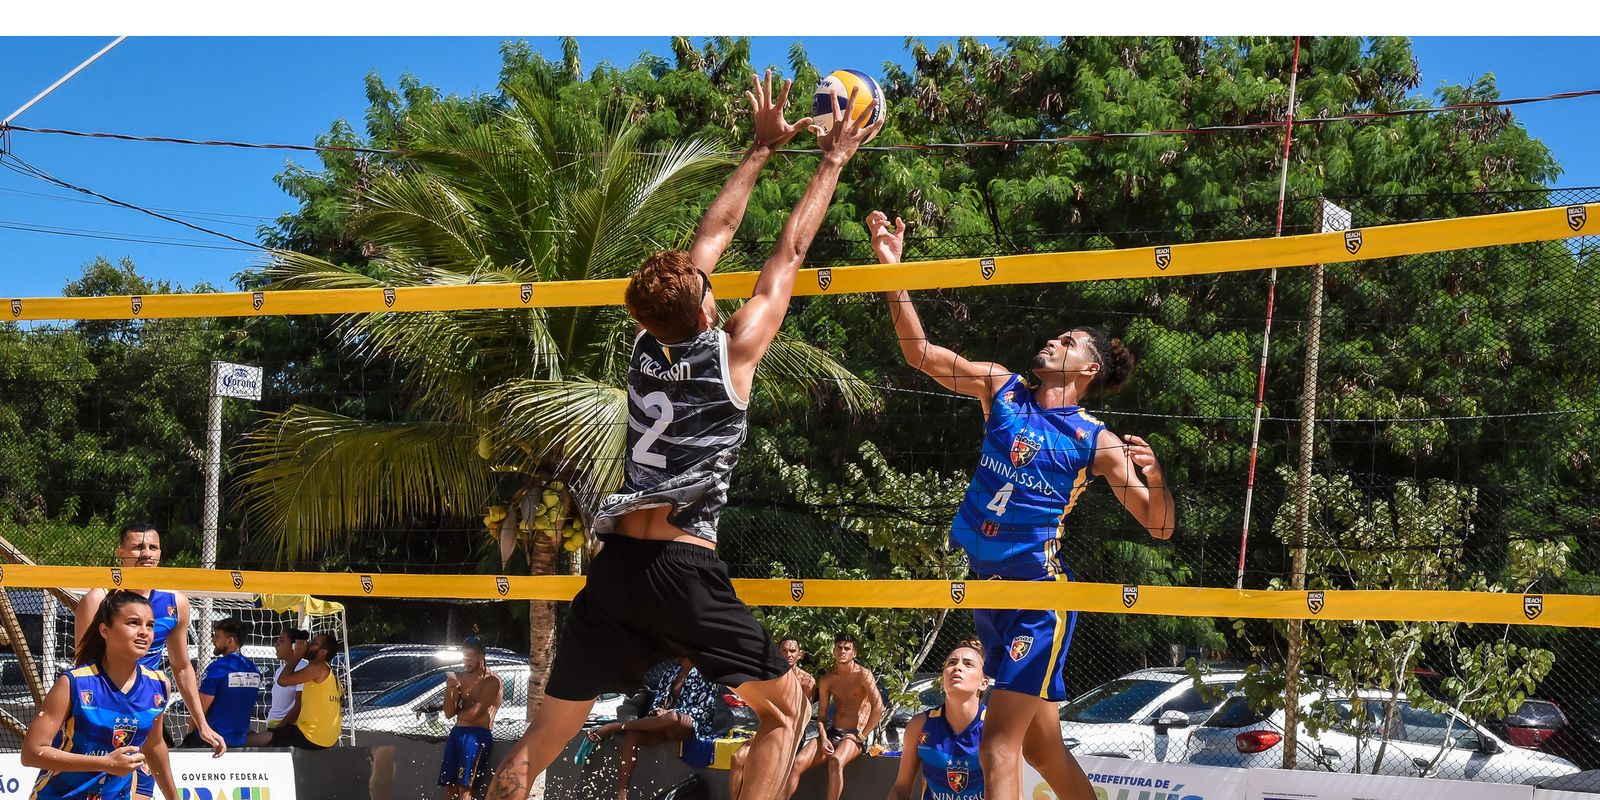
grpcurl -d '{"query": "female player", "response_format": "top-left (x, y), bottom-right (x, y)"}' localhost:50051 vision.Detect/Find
top-left (868, 210), bottom-right (1175, 800)
top-left (887, 641), bottom-right (987, 800)
top-left (24, 590), bottom-right (179, 800)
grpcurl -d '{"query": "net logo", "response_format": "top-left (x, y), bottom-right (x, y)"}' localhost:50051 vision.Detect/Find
top-left (360, 574), bottom-right (374, 594)
top-left (131, 296), bottom-right (144, 315)
top-left (231, 571), bottom-right (244, 590)
top-left (816, 269), bottom-right (833, 291)
top-left (111, 568), bottom-right (124, 586)
top-left (520, 283), bottom-right (533, 304)
top-left (382, 288), bottom-right (397, 308)
top-left (979, 257), bottom-right (996, 280)
top-left (1344, 230), bottom-right (1363, 255)
top-left (950, 581), bottom-right (966, 605)
top-left (1524, 594), bottom-right (1544, 621)
top-left (9, 299), bottom-right (19, 317)
top-left (1153, 246), bottom-right (1172, 270)
top-left (1568, 206), bottom-right (1587, 232)
top-left (495, 576), bottom-right (510, 596)
top-left (790, 581), bottom-right (806, 602)
top-left (251, 292), bottom-right (265, 311)
top-left (1306, 590), bottom-right (1325, 615)
top-left (0, 564), bottom-right (5, 582)
top-left (1122, 584), bottom-right (1140, 608)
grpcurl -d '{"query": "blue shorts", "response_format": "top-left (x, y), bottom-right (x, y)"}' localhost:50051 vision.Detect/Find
top-left (975, 607), bottom-right (1077, 702)
top-left (136, 766), bottom-right (154, 798)
top-left (438, 725), bottom-right (495, 789)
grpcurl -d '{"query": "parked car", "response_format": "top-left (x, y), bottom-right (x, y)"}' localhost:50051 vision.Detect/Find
top-left (350, 663), bottom-right (624, 741)
top-left (342, 644), bottom-right (526, 706)
top-left (1057, 667), bottom-right (1246, 762)
top-left (1484, 699), bottom-right (1600, 770)
top-left (884, 675), bottom-right (944, 747)
top-left (1189, 689), bottom-right (1581, 784)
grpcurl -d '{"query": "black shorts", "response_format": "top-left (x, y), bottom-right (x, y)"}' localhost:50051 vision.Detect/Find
top-left (546, 536), bottom-right (787, 701)
top-left (267, 724), bottom-right (330, 751)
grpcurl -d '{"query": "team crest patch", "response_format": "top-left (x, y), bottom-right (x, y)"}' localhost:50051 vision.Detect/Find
top-left (1010, 429), bottom-right (1044, 467)
top-left (1002, 390), bottom-right (1016, 403)
top-left (947, 762), bottom-right (969, 793)
top-left (80, 690), bottom-right (94, 707)
top-left (110, 568), bottom-right (123, 586)
top-left (360, 574), bottom-right (374, 594)
top-left (918, 732), bottom-right (928, 745)
top-left (1154, 246), bottom-right (1172, 270)
top-left (790, 580), bottom-right (806, 602)
top-left (1306, 590), bottom-right (1325, 615)
top-left (979, 257), bottom-right (996, 280)
top-left (1344, 229), bottom-right (1363, 255)
top-left (10, 299), bottom-right (20, 317)
top-left (251, 291), bottom-right (265, 311)
top-left (1008, 635), bottom-right (1033, 662)
top-left (1122, 584), bottom-right (1140, 608)
top-left (1075, 427), bottom-right (1088, 441)
top-left (152, 693), bottom-right (163, 708)
top-left (981, 520), bottom-right (999, 537)
top-left (1568, 206), bottom-right (1587, 232)
top-left (950, 581), bottom-right (966, 605)
top-left (1524, 594), bottom-right (1544, 621)
top-left (112, 717), bottom-right (137, 748)
top-left (130, 296), bottom-right (143, 315)
top-left (520, 283), bottom-right (533, 304)
top-left (816, 269), bottom-right (833, 291)
top-left (496, 576), bottom-right (510, 596)
top-left (231, 570), bottom-right (244, 590)
top-left (382, 288), bottom-right (396, 308)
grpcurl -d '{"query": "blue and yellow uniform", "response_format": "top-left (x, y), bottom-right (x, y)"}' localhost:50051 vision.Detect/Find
top-left (951, 374), bottom-right (1104, 701)
top-left (32, 664), bottom-right (169, 800)
top-left (916, 704), bottom-right (985, 800)
top-left (437, 725), bottom-right (494, 791)
top-left (137, 591), bottom-right (179, 673)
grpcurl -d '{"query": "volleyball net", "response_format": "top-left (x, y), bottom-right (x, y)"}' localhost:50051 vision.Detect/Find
top-left (2, 186), bottom-right (1598, 781)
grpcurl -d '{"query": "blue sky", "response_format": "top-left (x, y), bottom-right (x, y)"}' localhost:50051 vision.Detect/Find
top-left (2, 36), bottom-right (1598, 299)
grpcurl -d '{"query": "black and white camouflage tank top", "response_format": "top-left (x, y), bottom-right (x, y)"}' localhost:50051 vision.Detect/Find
top-left (592, 328), bottom-right (749, 544)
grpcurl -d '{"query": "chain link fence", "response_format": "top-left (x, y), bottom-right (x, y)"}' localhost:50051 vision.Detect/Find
top-left (2, 187), bottom-right (1598, 785)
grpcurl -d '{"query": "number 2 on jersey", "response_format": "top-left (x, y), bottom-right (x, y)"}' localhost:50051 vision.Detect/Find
top-left (986, 482), bottom-right (1015, 516)
top-left (631, 391), bottom-right (675, 468)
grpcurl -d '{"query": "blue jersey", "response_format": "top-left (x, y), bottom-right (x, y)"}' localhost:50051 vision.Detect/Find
top-left (32, 663), bottom-right (169, 800)
top-left (199, 652), bottom-right (262, 747)
top-left (951, 374), bottom-right (1105, 579)
top-left (917, 704), bottom-right (984, 800)
top-left (139, 591), bottom-right (180, 672)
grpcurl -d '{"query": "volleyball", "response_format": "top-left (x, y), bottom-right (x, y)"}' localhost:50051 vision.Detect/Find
top-left (811, 69), bottom-right (885, 143)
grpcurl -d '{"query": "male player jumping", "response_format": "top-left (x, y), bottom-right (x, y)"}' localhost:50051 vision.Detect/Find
top-left (867, 210), bottom-right (1175, 800)
top-left (487, 73), bottom-right (880, 800)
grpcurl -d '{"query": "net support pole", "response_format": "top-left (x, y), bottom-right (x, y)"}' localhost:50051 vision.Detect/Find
top-left (1236, 35), bottom-right (1302, 590)
top-left (199, 364), bottom-right (224, 676)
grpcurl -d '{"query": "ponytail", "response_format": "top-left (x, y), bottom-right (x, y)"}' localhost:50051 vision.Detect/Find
top-left (76, 590), bottom-right (151, 666)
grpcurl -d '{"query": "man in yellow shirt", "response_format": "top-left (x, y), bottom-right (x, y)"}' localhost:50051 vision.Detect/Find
top-left (271, 632), bottom-right (343, 749)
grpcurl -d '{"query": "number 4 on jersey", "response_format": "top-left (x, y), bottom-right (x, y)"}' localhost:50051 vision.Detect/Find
top-left (985, 482), bottom-right (1014, 516)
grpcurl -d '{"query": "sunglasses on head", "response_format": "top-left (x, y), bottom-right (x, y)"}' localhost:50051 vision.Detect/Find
top-left (699, 271), bottom-right (712, 301)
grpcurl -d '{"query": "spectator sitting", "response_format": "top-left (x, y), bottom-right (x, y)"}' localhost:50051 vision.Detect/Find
top-left (246, 627), bottom-right (307, 747)
top-left (268, 631), bottom-right (343, 750)
top-left (183, 617), bottom-right (261, 749)
top-left (584, 658), bottom-right (720, 800)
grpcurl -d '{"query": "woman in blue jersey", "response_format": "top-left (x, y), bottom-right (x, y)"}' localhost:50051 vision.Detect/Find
top-left (74, 520), bottom-right (226, 796)
top-left (888, 642), bottom-right (987, 800)
top-left (868, 211), bottom-right (1175, 800)
top-left (24, 590), bottom-right (179, 800)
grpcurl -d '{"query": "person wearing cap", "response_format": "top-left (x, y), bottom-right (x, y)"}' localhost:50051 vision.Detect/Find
top-left (439, 637), bottom-right (502, 799)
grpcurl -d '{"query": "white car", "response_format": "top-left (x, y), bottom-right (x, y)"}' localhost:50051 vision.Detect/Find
top-left (350, 664), bottom-right (624, 741)
top-left (1188, 689), bottom-right (1581, 784)
top-left (1058, 667), bottom-right (1245, 762)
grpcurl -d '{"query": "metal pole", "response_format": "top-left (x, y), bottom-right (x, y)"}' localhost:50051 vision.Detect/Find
top-left (42, 592), bottom-right (58, 673)
top-left (200, 362), bottom-right (223, 674)
top-left (1236, 36), bottom-right (1302, 590)
top-left (3, 37), bottom-right (127, 126)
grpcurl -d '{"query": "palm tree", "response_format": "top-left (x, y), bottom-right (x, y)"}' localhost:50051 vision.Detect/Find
top-left (235, 80), bottom-right (877, 715)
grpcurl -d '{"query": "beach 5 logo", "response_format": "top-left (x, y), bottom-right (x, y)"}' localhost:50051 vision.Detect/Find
top-left (1122, 584), bottom-right (1140, 608)
top-left (1568, 206), bottom-right (1587, 232)
top-left (1307, 590), bottom-right (1325, 615)
top-left (1153, 246), bottom-right (1172, 269)
top-left (1008, 635), bottom-right (1032, 661)
top-left (231, 571), bottom-right (244, 590)
top-left (130, 296), bottom-right (143, 315)
top-left (251, 291), bottom-right (265, 311)
top-left (1524, 594), bottom-right (1544, 621)
top-left (816, 269), bottom-right (833, 291)
top-left (520, 283), bottom-right (533, 304)
top-left (382, 288), bottom-right (396, 308)
top-left (1344, 230), bottom-right (1363, 255)
top-left (950, 581), bottom-right (966, 605)
top-left (110, 568), bottom-right (124, 586)
top-left (790, 581), bottom-right (806, 602)
top-left (496, 576), bottom-right (510, 596)
top-left (360, 574), bottom-right (374, 594)
top-left (979, 257), bottom-right (996, 280)
top-left (10, 299), bottom-right (20, 317)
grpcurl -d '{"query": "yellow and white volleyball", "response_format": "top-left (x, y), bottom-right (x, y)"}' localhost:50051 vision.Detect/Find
top-left (811, 69), bottom-right (885, 143)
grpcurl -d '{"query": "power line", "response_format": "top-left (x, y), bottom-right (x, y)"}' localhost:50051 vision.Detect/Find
top-left (0, 184), bottom-right (275, 224)
top-left (2, 87), bottom-right (1597, 157)
top-left (0, 220), bottom-right (260, 252)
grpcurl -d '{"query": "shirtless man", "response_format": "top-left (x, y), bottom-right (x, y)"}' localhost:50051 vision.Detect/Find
top-left (439, 637), bottom-right (504, 800)
top-left (729, 636), bottom-right (816, 799)
top-left (784, 633), bottom-right (884, 800)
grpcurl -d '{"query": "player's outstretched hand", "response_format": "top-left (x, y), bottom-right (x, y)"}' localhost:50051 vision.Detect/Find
top-left (814, 86), bottom-right (884, 163)
top-left (867, 210), bottom-right (906, 265)
top-left (747, 69), bottom-right (804, 149)
top-left (1122, 434), bottom-right (1164, 481)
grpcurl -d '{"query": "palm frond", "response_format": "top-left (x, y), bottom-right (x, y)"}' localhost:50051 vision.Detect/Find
top-left (485, 378), bottom-right (629, 507)
top-left (234, 406), bottom-right (492, 562)
top-left (756, 331), bottom-right (884, 415)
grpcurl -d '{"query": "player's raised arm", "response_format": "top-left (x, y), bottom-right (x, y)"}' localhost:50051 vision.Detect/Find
top-left (724, 86), bottom-right (882, 389)
top-left (686, 70), bottom-right (805, 275)
top-left (868, 210), bottom-right (1011, 407)
top-left (1094, 430), bottom-right (1176, 540)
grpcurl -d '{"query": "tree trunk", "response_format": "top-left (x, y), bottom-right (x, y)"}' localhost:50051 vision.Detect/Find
top-left (524, 522), bottom-right (562, 721)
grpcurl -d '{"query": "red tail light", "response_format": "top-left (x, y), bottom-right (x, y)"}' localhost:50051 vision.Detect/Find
top-left (721, 690), bottom-right (749, 707)
top-left (1236, 731), bottom-right (1283, 753)
top-left (1506, 727), bottom-right (1552, 749)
